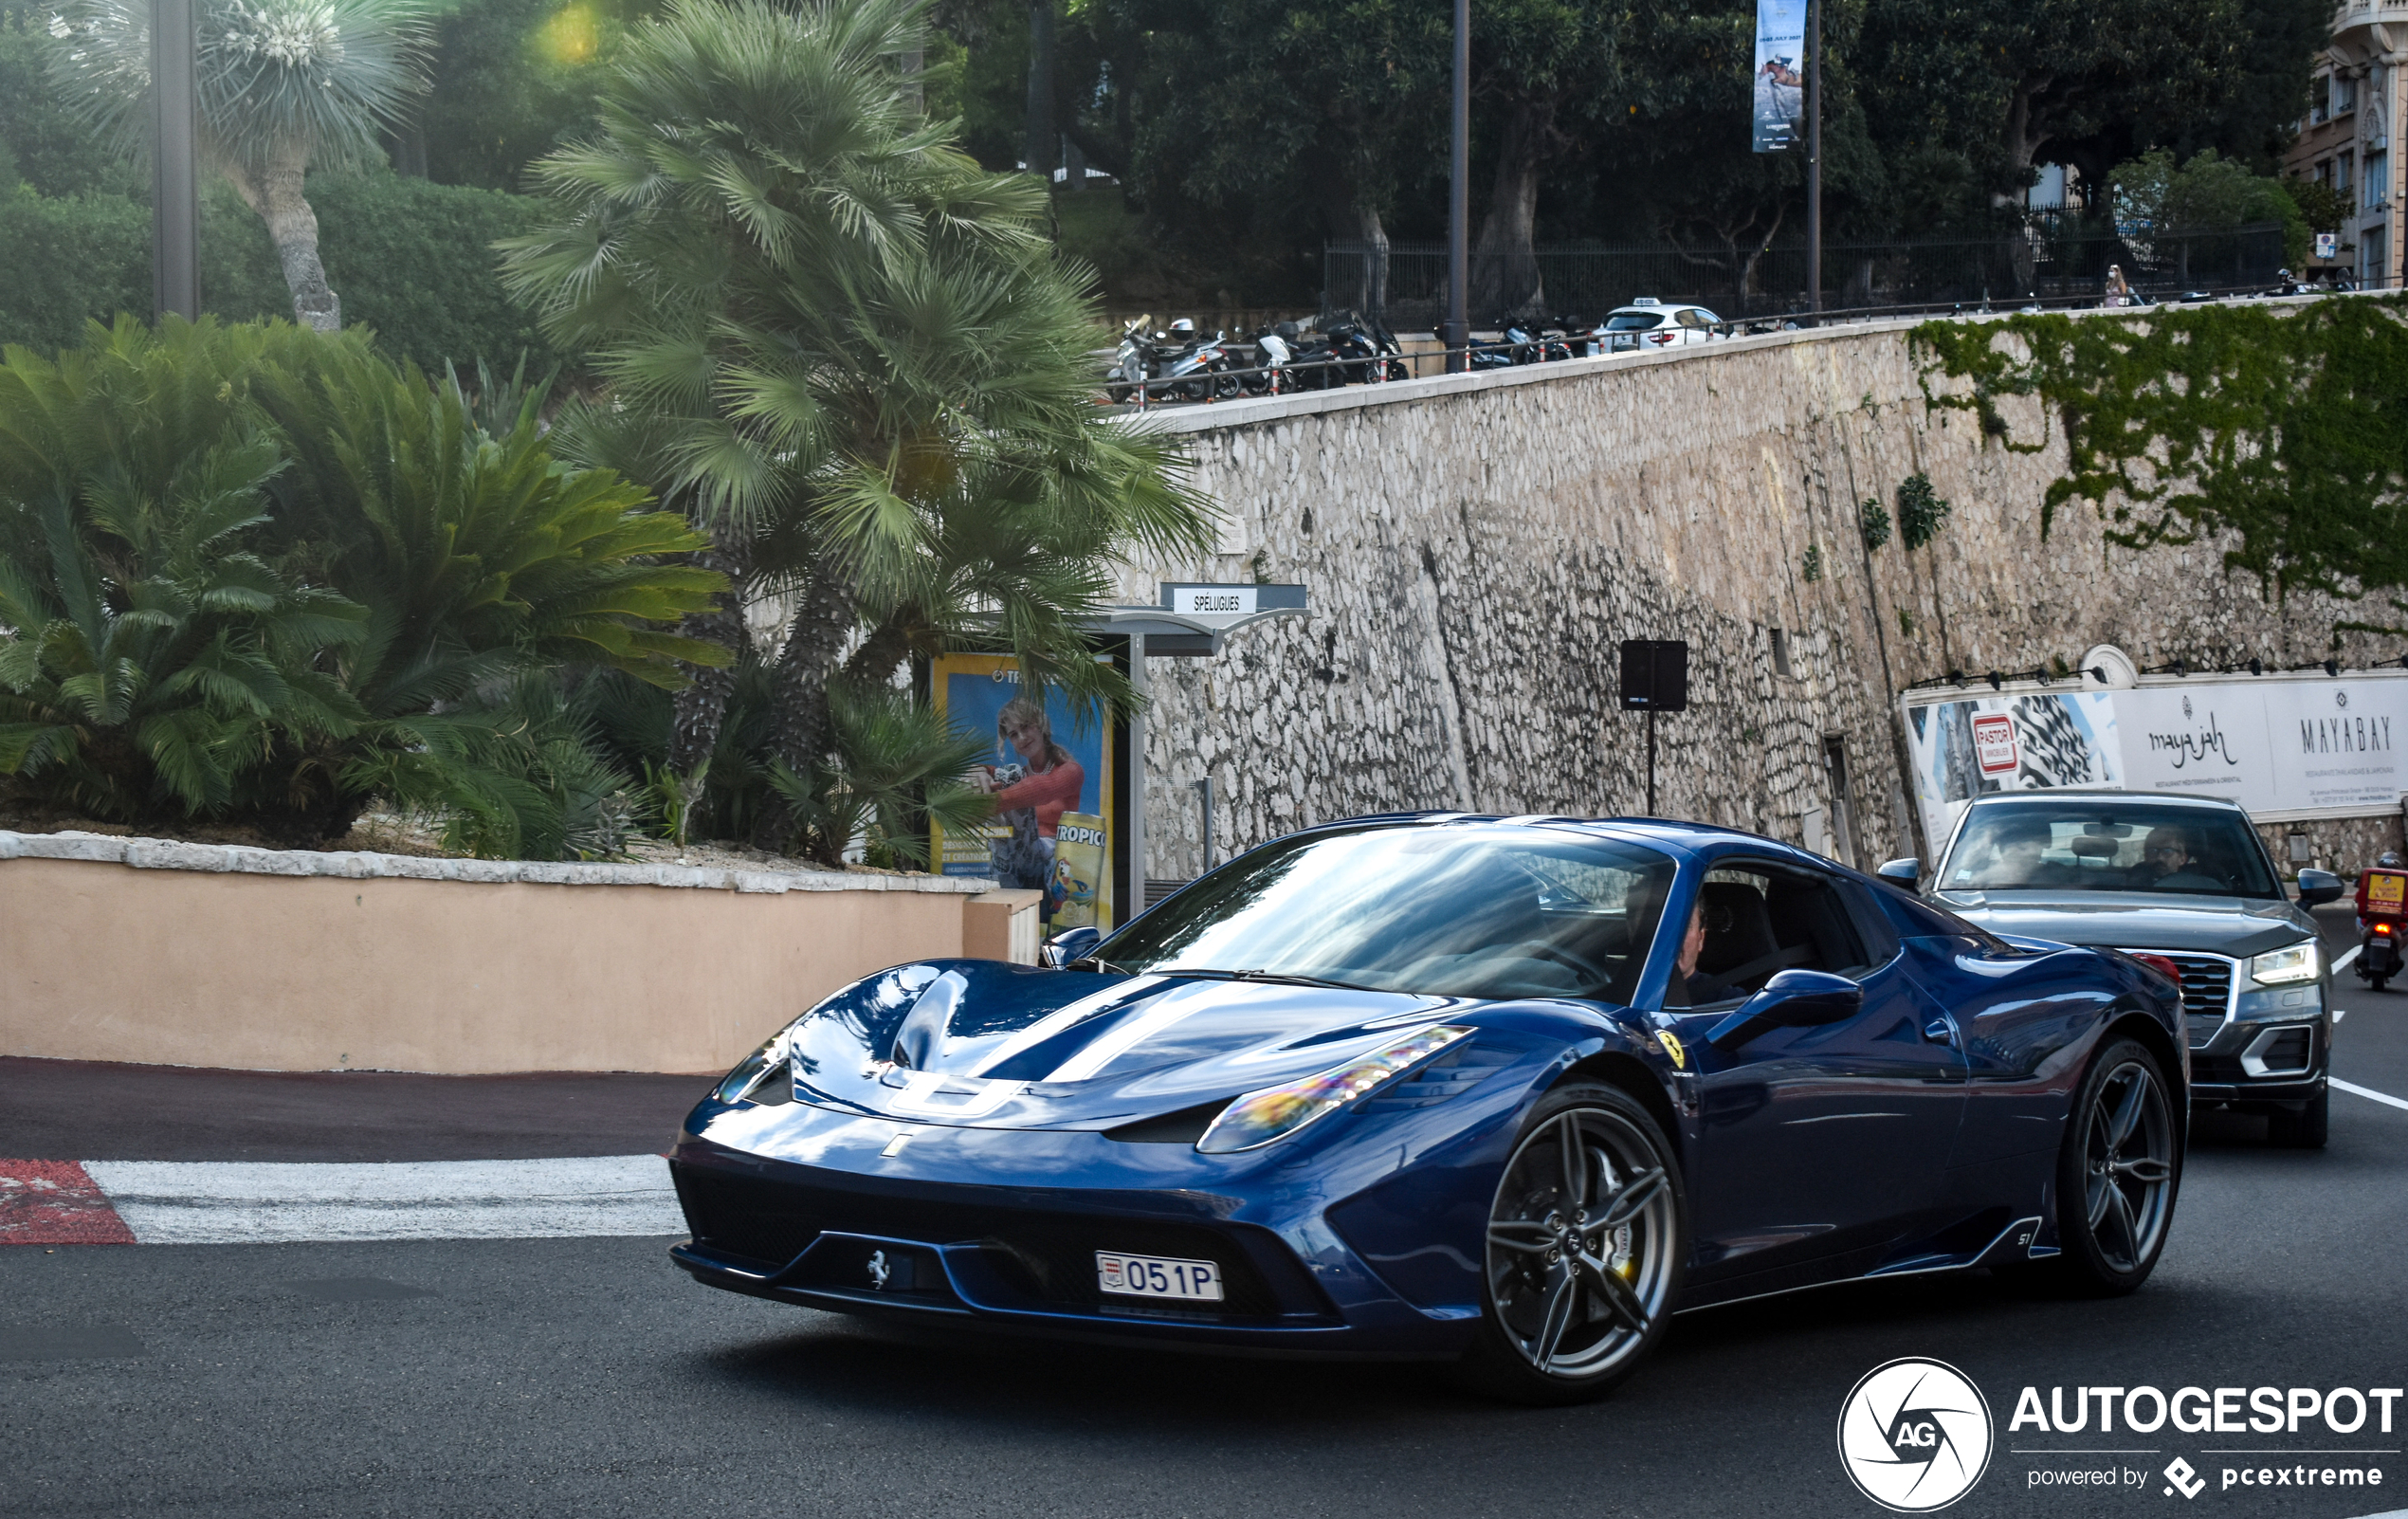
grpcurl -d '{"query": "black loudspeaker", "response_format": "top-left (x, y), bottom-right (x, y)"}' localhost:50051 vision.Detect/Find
top-left (1619, 640), bottom-right (1690, 712)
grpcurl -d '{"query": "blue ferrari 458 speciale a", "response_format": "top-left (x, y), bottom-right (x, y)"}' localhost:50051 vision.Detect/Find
top-left (668, 814), bottom-right (2188, 1402)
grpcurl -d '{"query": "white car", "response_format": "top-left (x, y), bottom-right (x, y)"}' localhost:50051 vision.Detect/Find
top-left (1598, 298), bottom-right (1725, 354)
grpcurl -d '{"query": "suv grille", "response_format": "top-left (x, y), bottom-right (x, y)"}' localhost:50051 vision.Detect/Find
top-left (2131, 951), bottom-right (2233, 1047)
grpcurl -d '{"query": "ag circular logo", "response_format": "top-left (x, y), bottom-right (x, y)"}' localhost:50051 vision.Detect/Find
top-left (1836, 1358), bottom-right (1994, 1511)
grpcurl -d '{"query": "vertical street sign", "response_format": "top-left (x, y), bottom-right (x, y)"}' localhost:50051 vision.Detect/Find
top-left (151, 0), bottom-right (200, 320)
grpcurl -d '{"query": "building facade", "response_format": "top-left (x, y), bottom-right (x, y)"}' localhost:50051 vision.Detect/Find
top-left (2286, 2), bottom-right (2408, 287)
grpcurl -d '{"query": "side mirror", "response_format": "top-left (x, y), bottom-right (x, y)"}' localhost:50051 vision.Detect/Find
top-left (1875, 857), bottom-right (1921, 889)
top-left (1706, 969), bottom-right (1865, 1051)
top-left (1042, 925), bottom-right (1104, 968)
top-left (2294, 869), bottom-right (2344, 906)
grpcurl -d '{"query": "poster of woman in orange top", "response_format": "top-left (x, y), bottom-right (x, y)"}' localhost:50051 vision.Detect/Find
top-left (931, 652), bottom-right (1114, 931)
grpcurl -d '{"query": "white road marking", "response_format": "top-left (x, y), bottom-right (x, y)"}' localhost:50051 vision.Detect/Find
top-left (2333, 1078), bottom-right (2408, 1114)
top-left (2336, 944), bottom-right (2363, 973)
top-left (79, 1155), bottom-right (681, 1244)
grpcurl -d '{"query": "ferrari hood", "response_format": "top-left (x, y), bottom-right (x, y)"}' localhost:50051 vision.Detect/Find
top-left (779, 960), bottom-right (1473, 1130)
top-left (1934, 889), bottom-right (2316, 958)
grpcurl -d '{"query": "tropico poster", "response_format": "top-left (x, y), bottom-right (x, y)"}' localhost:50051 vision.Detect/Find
top-left (930, 651), bottom-right (1115, 934)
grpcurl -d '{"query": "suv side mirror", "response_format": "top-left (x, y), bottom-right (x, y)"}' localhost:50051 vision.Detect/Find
top-left (1875, 857), bottom-right (1921, 889)
top-left (1706, 969), bottom-right (1865, 1051)
top-left (2294, 869), bottom-right (2344, 906)
top-left (1042, 925), bottom-right (1104, 968)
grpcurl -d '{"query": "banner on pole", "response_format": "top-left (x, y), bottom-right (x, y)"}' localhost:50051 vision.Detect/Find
top-left (1752, 0), bottom-right (1806, 153)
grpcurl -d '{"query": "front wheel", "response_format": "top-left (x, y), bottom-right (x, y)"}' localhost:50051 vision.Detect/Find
top-left (1456, 1083), bottom-right (1685, 1404)
top-left (2042, 1038), bottom-right (2180, 1295)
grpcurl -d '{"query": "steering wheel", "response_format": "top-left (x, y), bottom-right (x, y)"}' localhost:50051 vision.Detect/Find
top-left (1523, 942), bottom-right (1613, 992)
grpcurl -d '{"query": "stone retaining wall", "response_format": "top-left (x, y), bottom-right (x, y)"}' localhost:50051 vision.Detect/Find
top-left (1123, 309), bottom-right (2403, 879)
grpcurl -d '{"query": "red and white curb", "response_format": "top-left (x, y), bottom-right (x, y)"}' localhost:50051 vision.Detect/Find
top-left (0, 1156), bottom-right (680, 1245)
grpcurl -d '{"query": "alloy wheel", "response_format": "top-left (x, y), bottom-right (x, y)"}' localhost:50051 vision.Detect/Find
top-left (2081, 1059), bottom-right (2175, 1273)
top-left (1484, 1107), bottom-right (1677, 1379)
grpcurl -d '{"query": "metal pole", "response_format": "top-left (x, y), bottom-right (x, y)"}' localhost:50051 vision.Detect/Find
top-left (1195, 776), bottom-right (1214, 871)
top-left (1443, 0), bottom-right (1469, 373)
top-left (1646, 708), bottom-right (1657, 816)
top-left (1805, 0), bottom-right (1821, 319)
top-left (151, 0), bottom-right (200, 321)
top-left (1125, 633), bottom-right (1145, 924)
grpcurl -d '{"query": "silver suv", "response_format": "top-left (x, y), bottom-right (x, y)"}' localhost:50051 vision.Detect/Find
top-left (1880, 791), bottom-right (2344, 1147)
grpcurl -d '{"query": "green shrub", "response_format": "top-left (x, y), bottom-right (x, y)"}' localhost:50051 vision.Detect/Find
top-left (0, 317), bottom-right (723, 852)
top-left (0, 187), bottom-right (149, 352)
top-left (0, 173), bottom-right (558, 375)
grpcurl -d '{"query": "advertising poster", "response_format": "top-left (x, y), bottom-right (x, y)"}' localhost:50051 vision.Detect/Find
top-left (1752, 0), bottom-right (1806, 153)
top-left (1903, 676), bottom-right (2408, 851)
top-left (930, 651), bottom-right (1114, 934)
top-left (1903, 692), bottom-right (2123, 847)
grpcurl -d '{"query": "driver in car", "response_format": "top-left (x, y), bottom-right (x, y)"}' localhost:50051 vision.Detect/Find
top-left (2135, 826), bottom-right (2224, 890)
top-left (1662, 900), bottom-right (1738, 1007)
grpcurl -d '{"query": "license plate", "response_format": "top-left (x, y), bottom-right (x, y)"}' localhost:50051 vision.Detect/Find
top-left (1096, 1251), bottom-right (1223, 1302)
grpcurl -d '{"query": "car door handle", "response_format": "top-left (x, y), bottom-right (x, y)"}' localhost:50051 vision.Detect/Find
top-left (1923, 1018), bottom-right (1957, 1046)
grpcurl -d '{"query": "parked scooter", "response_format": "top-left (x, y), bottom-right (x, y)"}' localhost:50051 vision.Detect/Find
top-left (1105, 314), bottom-right (1156, 404)
top-left (1161, 328), bottom-right (1242, 401)
top-left (1244, 323), bottom-right (1295, 394)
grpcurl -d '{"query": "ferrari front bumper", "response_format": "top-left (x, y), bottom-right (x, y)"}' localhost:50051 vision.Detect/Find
top-left (665, 1124), bottom-right (1482, 1358)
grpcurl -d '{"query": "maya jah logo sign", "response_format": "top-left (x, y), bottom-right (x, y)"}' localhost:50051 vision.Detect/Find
top-left (1839, 1358), bottom-right (1996, 1511)
top-left (1971, 714), bottom-right (2018, 776)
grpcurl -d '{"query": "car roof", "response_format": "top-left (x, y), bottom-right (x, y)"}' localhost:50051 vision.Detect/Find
top-left (1299, 810), bottom-right (1816, 860)
top-left (1609, 302), bottom-right (1712, 314)
top-left (1961, 789), bottom-right (2251, 814)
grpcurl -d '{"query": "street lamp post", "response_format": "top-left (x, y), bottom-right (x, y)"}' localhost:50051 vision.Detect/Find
top-left (151, 0), bottom-right (199, 320)
top-left (1805, 0), bottom-right (1821, 318)
top-left (1444, 0), bottom-right (1469, 373)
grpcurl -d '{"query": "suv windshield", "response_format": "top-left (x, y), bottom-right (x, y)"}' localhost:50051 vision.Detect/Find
top-left (1100, 826), bottom-right (1677, 1003)
top-left (1940, 803), bottom-right (2281, 899)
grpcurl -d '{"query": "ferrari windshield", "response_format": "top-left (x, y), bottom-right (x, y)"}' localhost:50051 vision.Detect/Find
top-left (1940, 802), bottom-right (2282, 899)
top-left (1098, 825), bottom-right (1677, 1002)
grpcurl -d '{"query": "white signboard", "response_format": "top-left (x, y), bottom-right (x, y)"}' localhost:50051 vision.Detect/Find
top-left (1170, 585), bottom-right (1257, 617)
top-left (1902, 676), bottom-right (2408, 851)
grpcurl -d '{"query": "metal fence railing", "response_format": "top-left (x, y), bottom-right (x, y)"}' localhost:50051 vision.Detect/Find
top-left (1323, 224), bottom-right (2293, 326)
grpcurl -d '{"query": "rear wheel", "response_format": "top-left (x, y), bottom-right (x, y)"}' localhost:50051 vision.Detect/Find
top-left (2267, 1085), bottom-right (2330, 1148)
top-left (2042, 1039), bottom-right (2180, 1295)
top-left (2372, 975), bottom-right (2389, 993)
top-left (1456, 1083), bottom-right (1684, 1404)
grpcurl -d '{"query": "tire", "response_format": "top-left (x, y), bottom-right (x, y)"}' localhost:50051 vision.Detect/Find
top-left (1455, 1082), bottom-right (1685, 1405)
top-left (2039, 1038), bottom-right (2180, 1295)
top-left (2372, 975), bottom-right (2389, 993)
top-left (2267, 1085), bottom-right (2330, 1149)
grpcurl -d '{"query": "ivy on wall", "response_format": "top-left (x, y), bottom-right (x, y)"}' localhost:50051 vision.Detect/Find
top-left (1911, 297), bottom-right (2408, 627)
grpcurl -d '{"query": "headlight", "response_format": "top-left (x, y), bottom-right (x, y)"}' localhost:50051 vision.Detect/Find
top-left (2250, 941), bottom-right (2320, 987)
top-left (1195, 1024), bottom-right (1473, 1154)
top-left (715, 1034), bottom-right (789, 1103)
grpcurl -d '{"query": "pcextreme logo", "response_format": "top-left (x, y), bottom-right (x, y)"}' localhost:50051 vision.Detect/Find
top-left (1839, 1358), bottom-right (1997, 1512)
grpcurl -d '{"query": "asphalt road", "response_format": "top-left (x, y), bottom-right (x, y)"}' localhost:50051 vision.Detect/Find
top-left (5, 919), bottom-right (2405, 1519)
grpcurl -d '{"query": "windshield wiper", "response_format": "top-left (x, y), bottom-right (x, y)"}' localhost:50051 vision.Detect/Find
top-left (1154, 965), bottom-right (1384, 993)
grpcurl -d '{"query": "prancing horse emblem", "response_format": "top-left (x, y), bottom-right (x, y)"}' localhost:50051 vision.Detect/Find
top-left (867, 1250), bottom-right (891, 1290)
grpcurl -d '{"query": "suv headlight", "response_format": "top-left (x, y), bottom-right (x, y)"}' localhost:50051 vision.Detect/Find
top-left (2250, 941), bottom-right (2319, 986)
top-left (1195, 1025), bottom-right (1473, 1154)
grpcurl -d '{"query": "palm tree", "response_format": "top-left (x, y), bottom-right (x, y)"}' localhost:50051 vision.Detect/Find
top-left (503, 0), bottom-right (1213, 856)
top-left (46, 0), bottom-right (432, 331)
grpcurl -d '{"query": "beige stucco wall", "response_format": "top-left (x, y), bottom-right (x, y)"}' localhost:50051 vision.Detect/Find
top-left (0, 851), bottom-right (995, 1074)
